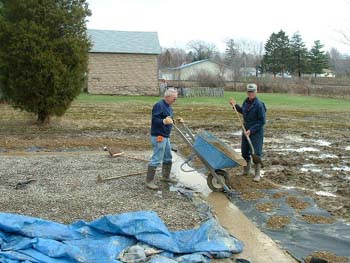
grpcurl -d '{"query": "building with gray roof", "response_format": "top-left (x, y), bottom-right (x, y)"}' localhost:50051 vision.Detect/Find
top-left (87, 29), bottom-right (161, 95)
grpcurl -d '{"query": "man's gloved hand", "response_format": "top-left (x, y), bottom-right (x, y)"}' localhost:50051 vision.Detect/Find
top-left (163, 116), bottom-right (173, 125)
top-left (176, 117), bottom-right (184, 123)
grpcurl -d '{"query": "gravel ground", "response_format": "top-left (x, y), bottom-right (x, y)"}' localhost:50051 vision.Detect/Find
top-left (0, 150), bottom-right (202, 231)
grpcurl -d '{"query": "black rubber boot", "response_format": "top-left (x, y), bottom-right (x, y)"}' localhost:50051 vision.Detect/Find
top-left (160, 162), bottom-right (178, 184)
top-left (146, 165), bottom-right (159, 190)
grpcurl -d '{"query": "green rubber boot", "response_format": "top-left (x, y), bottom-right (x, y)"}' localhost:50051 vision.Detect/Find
top-left (242, 161), bottom-right (251, 176)
top-left (146, 165), bottom-right (159, 190)
top-left (160, 162), bottom-right (178, 184)
top-left (253, 163), bottom-right (261, 182)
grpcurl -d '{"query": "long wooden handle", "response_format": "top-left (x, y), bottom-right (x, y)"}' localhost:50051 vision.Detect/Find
top-left (232, 104), bottom-right (246, 133)
top-left (97, 170), bottom-right (146, 183)
top-left (232, 104), bottom-right (255, 155)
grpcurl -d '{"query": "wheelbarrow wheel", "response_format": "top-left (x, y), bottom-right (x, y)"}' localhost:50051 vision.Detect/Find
top-left (207, 169), bottom-right (229, 192)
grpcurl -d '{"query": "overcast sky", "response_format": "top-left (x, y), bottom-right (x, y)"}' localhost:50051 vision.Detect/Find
top-left (86, 0), bottom-right (350, 54)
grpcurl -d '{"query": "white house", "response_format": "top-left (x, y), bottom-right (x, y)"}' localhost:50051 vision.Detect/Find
top-left (160, 59), bottom-right (235, 81)
top-left (317, 69), bottom-right (336, 78)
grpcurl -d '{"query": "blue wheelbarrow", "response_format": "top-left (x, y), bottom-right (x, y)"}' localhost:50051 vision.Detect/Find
top-left (173, 119), bottom-right (247, 192)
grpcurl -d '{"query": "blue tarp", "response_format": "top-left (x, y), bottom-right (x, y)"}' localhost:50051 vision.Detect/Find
top-left (0, 211), bottom-right (243, 263)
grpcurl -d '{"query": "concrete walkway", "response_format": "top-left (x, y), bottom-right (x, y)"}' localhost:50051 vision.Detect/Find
top-left (207, 192), bottom-right (298, 263)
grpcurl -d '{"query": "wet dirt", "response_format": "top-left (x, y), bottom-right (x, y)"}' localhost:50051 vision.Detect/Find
top-left (286, 196), bottom-right (310, 210)
top-left (240, 190), bottom-right (266, 201)
top-left (304, 251), bottom-right (349, 263)
top-left (266, 215), bottom-right (291, 229)
top-left (272, 191), bottom-right (290, 199)
top-left (255, 202), bottom-right (278, 213)
top-left (300, 214), bottom-right (336, 224)
top-left (215, 126), bottom-right (350, 223)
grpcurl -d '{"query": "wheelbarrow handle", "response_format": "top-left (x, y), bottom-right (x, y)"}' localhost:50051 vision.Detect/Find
top-left (173, 118), bottom-right (196, 141)
top-left (172, 124), bottom-right (194, 148)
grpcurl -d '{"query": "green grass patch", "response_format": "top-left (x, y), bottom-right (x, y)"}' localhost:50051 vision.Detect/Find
top-left (76, 93), bottom-right (159, 104)
top-left (77, 92), bottom-right (350, 111)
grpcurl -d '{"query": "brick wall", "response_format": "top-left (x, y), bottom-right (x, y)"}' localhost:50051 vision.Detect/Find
top-left (87, 53), bottom-right (159, 96)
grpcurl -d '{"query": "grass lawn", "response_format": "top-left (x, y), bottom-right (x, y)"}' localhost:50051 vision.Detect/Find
top-left (77, 92), bottom-right (350, 112)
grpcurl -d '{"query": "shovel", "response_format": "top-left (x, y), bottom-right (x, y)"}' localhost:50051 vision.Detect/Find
top-left (232, 104), bottom-right (264, 168)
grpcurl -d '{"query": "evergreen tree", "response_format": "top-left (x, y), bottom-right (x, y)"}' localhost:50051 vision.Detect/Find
top-left (289, 32), bottom-right (308, 77)
top-left (0, 0), bottom-right (91, 124)
top-left (261, 30), bottom-right (290, 76)
top-left (308, 40), bottom-right (329, 77)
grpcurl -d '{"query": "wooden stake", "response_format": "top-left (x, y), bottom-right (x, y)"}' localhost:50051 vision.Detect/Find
top-left (96, 170), bottom-right (147, 183)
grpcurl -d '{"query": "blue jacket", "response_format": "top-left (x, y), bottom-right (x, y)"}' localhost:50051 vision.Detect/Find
top-left (235, 97), bottom-right (266, 134)
top-left (151, 99), bottom-right (174, 137)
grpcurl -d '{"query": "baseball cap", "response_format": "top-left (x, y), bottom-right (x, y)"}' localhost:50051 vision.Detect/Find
top-left (247, 83), bottom-right (257, 92)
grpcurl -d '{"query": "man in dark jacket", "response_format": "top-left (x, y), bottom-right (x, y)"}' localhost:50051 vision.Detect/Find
top-left (229, 83), bottom-right (266, 182)
top-left (146, 88), bottom-right (178, 190)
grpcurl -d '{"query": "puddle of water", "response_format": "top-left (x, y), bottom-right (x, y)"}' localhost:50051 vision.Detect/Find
top-left (295, 147), bottom-right (320, 152)
top-left (232, 130), bottom-right (242, 136)
top-left (263, 138), bottom-right (276, 143)
top-left (315, 191), bottom-right (337, 197)
top-left (322, 174), bottom-right (334, 178)
top-left (172, 153), bottom-right (212, 196)
top-left (280, 147), bottom-right (320, 152)
top-left (270, 165), bottom-right (285, 172)
top-left (265, 135), bottom-right (303, 144)
top-left (312, 139), bottom-right (331, 147)
top-left (282, 185), bottom-right (307, 191)
top-left (300, 167), bottom-right (322, 173)
top-left (300, 164), bottom-right (322, 173)
top-left (317, 154), bottom-right (338, 159)
top-left (332, 166), bottom-right (350, 172)
top-left (282, 185), bottom-right (338, 198)
top-left (345, 146), bottom-right (350, 151)
top-left (285, 135), bottom-right (304, 142)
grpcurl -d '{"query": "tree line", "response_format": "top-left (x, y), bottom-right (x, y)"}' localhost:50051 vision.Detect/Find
top-left (159, 30), bottom-right (350, 78)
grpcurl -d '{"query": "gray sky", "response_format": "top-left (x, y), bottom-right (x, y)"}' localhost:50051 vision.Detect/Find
top-left (86, 0), bottom-right (350, 54)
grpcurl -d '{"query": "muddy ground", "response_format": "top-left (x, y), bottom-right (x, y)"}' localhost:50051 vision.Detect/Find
top-left (0, 100), bottom-right (349, 225)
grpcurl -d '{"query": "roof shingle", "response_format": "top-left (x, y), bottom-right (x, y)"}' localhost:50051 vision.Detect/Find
top-left (88, 29), bottom-right (161, 55)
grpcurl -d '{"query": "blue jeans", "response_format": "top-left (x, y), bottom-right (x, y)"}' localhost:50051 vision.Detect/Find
top-left (149, 136), bottom-right (172, 167)
top-left (241, 129), bottom-right (264, 163)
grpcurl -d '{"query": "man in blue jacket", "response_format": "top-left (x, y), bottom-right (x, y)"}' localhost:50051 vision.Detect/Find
top-left (146, 88), bottom-right (178, 190)
top-left (229, 84), bottom-right (266, 182)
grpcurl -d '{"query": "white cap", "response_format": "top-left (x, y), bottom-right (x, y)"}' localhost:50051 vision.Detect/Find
top-left (247, 83), bottom-right (257, 92)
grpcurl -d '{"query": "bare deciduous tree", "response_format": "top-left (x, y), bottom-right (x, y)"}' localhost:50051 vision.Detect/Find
top-left (187, 40), bottom-right (218, 61)
top-left (328, 47), bottom-right (350, 77)
top-left (158, 48), bottom-right (188, 68)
